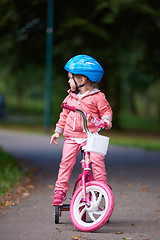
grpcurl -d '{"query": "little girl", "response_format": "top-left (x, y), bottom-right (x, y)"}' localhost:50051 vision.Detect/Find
top-left (50, 55), bottom-right (112, 206)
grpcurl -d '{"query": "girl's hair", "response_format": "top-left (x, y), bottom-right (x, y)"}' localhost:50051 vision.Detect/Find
top-left (91, 81), bottom-right (99, 89)
top-left (75, 74), bottom-right (99, 90)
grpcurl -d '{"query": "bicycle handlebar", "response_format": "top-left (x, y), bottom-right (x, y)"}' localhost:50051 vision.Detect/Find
top-left (61, 103), bottom-right (108, 131)
top-left (62, 103), bottom-right (76, 112)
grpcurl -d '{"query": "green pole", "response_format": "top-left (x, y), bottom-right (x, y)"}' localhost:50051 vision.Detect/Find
top-left (44, 0), bottom-right (54, 130)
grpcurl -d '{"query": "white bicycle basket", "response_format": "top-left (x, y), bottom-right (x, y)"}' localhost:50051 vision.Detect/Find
top-left (86, 132), bottom-right (110, 155)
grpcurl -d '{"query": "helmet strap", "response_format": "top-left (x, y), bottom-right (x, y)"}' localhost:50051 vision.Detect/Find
top-left (72, 74), bottom-right (88, 94)
top-left (72, 74), bottom-right (79, 94)
top-left (78, 78), bottom-right (88, 89)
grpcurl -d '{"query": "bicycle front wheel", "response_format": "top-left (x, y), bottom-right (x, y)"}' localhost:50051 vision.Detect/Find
top-left (70, 181), bottom-right (114, 232)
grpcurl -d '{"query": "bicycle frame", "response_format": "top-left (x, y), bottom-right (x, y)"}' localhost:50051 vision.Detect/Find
top-left (57, 146), bottom-right (94, 216)
top-left (72, 148), bottom-right (94, 206)
top-left (62, 103), bottom-right (108, 207)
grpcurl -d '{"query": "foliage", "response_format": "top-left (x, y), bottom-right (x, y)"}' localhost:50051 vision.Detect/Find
top-left (109, 134), bottom-right (160, 151)
top-left (0, 148), bottom-right (24, 196)
top-left (0, 0), bottom-right (160, 127)
top-left (119, 113), bottom-right (160, 133)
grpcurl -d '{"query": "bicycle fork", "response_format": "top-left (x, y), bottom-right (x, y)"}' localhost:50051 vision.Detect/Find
top-left (81, 151), bottom-right (94, 207)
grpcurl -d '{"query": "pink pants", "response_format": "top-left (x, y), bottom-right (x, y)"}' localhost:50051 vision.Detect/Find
top-left (54, 138), bottom-right (107, 193)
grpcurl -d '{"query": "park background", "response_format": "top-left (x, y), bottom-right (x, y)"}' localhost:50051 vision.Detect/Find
top-left (0, 0), bottom-right (160, 150)
top-left (0, 2), bottom-right (160, 229)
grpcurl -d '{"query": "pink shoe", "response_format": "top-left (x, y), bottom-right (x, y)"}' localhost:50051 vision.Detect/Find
top-left (52, 190), bottom-right (67, 206)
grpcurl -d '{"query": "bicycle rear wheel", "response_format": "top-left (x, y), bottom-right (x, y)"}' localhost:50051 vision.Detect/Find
top-left (54, 206), bottom-right (59, 224)
top-left (70, 181), bottom-right (114, 232)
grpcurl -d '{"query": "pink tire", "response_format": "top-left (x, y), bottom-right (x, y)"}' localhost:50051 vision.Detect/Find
top-left (70, 181), bottom-right (114, 232)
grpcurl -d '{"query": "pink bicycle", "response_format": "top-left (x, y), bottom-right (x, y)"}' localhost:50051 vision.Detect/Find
top-left (54, 104), bottom-right (114, 232)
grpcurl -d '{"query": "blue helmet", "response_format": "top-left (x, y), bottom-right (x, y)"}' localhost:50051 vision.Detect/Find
top-left (64, 55), bottom-right (104, 82)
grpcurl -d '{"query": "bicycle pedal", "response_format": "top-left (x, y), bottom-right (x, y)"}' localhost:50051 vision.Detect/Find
top-left (60, 204), bottom-right (70, 211)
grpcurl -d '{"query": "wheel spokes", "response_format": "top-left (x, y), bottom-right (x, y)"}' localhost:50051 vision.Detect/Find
top-left (79, 207), bottom-right (86, 219)
top-left (89, 190), bottom-right (96, 202)
top-left (89, 190), bottom-right (103, 210)
top-left (78, 202), bottom-right (86, 208)
top-left (95, 192), bottom-right (103, 208)
top-left (92, 209), bottom-right (105, 215)
top-left (88, 211), bottom-right (97, 222)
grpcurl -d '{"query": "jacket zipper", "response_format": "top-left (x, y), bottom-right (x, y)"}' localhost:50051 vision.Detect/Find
top-left (73, 116), bottom-right (76, 131)
top-left (78, 99), bottom-right (84, 137)
top-left (73, 99), bottom-right (81, 132)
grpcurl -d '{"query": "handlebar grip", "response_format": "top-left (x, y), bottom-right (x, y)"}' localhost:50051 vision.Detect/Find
top-left (61, 103), bottom-right (76, 112)
top-left (85, 112), bottom-right (109, 128)
top-left (104, 122), bottom-right (108, 128)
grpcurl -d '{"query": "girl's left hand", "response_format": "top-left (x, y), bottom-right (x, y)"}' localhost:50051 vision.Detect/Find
top-left (50, 132), bottom-right (60, 145)
top-left (103, 119), bottom-right (112, 130)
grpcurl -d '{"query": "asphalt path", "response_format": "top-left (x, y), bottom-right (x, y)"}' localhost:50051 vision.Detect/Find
top-left (0, 129), bottom-right (160, 240)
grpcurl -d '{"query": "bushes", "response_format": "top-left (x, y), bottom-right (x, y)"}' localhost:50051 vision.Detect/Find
top-left (0, 149), bottom-right (24, 196)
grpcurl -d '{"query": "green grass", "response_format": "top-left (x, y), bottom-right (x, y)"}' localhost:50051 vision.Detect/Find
top-left (108, 132), bottom-right (160, 151)
top-left (0, 149), bottom-right (25, 196)
top-left (119, 113), bottom-right (160, 134)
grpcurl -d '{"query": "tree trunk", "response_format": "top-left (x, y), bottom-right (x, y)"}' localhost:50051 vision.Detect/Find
top-left (158, 100), bottom-right (160, 123)
top-left (112, 77), bottom-right (121, 129)
top-left (129, 84), bottom-right (137, 114)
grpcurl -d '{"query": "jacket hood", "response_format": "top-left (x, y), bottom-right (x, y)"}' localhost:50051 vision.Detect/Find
top-left (67, 88), bottom-right (100, 99)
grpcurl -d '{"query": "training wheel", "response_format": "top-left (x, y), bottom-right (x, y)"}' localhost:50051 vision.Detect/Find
top-left (54, 206), bottom-right (60, 224)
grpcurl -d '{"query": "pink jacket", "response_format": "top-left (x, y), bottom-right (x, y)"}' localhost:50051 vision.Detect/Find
top-left (55, 89), bottom-right (112, 138)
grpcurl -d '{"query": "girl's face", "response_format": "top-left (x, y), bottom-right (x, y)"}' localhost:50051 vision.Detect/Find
top-left (68, 72), bottom-right (82, 91)
top-left (68, 72), bottom-right (75, 91)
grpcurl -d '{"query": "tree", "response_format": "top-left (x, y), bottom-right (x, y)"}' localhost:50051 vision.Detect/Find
top-left (0, 0), bottom-right (160, 125)
top-left (0, 0), bottom-right (46, 110)
top-left (53, 0), bottom-right (160, 126)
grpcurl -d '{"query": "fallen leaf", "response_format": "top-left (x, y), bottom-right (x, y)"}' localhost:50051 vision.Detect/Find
top-left (26, 184), bottom-right (35, 189)
top-left (131, 224), bottom-right (136, 226)
top-left (35, 190), bottom-right (41, 194)
top-left (56, 228), bottom-right (64, 233)
top-left (15, 199), bottom-right (20, 205)
top-left (116, 231), bottom-right (123, 234)
top-left (122, 238), bottom-right (132, 240)
top-left (5, 200), bottom-right (15, 206)
top-left (142, 187), bottom-right (148, 192)
top-left (16, 186), bottom-right (26, 194)
top-left (122, 195), bottom-right (128, 198)
top-left (156, 209), bottom-right (160, 212)
top-left (0, 200), bottom-right (5, 209)
top-left (0, 210), bottom-right (6, 214)
top-left (5, 192), bottom-right (12, 197)
top-left (21, 192), bottom-right (30, 198)
top-left (70, 235), bottom-right (82, 240)
top-left (110, 177), bottom-right (117, 181)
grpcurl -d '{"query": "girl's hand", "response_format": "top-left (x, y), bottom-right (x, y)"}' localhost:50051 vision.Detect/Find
top-left (103, 119), bottom-right (112, 130)
top-left (50, 132), bottom-right (60, 145)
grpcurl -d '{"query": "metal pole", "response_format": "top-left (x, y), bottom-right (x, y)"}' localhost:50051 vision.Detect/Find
top-left (44, 0), bottom-right (54, 130)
